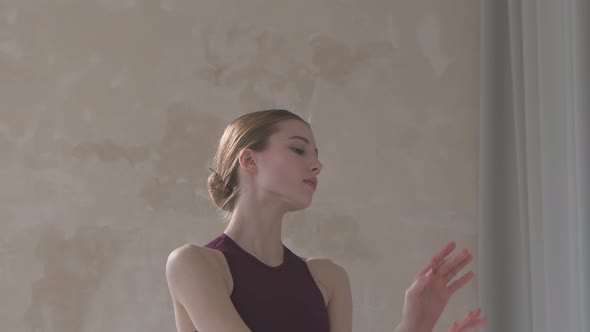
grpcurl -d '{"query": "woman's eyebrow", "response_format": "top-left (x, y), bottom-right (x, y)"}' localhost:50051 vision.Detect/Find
top-left (288, 136), bottom-right (319, 157)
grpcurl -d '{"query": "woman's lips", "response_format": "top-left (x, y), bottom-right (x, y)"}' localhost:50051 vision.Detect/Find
top-left (303, 180), bottom-right (317, 191)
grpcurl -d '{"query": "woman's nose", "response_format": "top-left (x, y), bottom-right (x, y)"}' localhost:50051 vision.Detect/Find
top-left (311, 160), bottom-right (323, 174)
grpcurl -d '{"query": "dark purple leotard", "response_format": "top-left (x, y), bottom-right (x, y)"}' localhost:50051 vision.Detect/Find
top-left (193, 233), bottom-right (330, 332)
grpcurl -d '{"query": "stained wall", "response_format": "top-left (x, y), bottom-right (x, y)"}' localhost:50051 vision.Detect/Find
top-left (0, 0), bottom-right (480, 331)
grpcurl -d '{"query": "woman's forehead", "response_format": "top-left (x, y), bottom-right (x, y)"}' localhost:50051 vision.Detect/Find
top-left (275, 120), bottom-right (313, 138)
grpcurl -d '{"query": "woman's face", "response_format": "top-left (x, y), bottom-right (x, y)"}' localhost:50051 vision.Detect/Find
top-left (250, 119), bottom-right (323, 211)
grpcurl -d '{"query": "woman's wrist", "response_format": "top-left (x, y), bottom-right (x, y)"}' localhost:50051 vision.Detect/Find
top-left (394, 323), bottom-right (412, 332)
top-left (394, 326), bottom-right (407, 332)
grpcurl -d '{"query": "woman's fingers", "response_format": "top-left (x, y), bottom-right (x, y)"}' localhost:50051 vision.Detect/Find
top-left (447, 271), bottom-right (474, 294)
top-left (415, 241), bottom-right (456, 279)
top-left (440, 250), bottom-right (473, 282)
top-left (449, 308), bottom-right (488, 332)
top-left (435, 249), bottom-right (470, 277)
top-left (460, 318), bottom-right (488, 332)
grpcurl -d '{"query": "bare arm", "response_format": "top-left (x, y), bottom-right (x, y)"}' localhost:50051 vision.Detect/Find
top-left (166, 245), bottom-right (252, 332)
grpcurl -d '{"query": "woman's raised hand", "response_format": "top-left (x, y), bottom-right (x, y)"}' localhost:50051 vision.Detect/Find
top-left (397, 242), bottom-right (488, 332)
top-left (446, 307), bottom-right (487, 332)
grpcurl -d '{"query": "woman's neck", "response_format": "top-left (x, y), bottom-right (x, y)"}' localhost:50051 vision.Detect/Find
top-left (224, 199), bottom-right (287, 267)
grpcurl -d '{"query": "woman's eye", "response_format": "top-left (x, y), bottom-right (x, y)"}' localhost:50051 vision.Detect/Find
top-left (292, 148), bottom-right (305, 155)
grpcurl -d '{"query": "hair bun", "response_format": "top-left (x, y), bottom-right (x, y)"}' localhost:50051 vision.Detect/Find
top-left (207, 171), bottom-right (232, 210)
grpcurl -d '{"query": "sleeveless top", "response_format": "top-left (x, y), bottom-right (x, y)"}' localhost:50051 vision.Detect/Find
top-left (196, 233), bottom-right (330, 332)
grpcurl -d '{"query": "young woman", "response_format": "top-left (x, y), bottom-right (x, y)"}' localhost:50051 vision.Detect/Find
top-left (165, 109), bottom-right (488, 332)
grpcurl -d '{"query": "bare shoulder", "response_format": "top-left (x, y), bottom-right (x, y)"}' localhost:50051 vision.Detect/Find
top-left (168, 243), bottom-right (223, 264)
top-left (305, 257), bottom-right (347, 277)
top-left (166, 244), bottom-right (248, 332)
top-left (167, 245), bottom-right (212, 276)
top-left (167, 244), bottom-right (231, 293)
top-left (304, 257), bottom-right (350, 303)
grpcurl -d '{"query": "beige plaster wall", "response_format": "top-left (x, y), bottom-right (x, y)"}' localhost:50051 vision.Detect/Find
top-left (0, 0), bottom-right (480, 331)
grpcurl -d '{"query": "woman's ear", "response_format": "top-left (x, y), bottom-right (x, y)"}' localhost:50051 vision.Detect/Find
top-left (238, 148), bottom-right (257, 173)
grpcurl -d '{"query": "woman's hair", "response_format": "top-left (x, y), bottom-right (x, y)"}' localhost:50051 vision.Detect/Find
top-left (207, 109), bottom-right (310, 219)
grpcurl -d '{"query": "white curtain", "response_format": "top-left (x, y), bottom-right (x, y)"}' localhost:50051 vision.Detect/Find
top-left (479, 0), bottom-right (589, 331)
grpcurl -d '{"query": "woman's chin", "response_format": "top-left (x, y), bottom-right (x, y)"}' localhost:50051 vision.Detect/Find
top-left (286, 196), bottom-right (313, 211)
top-left (297, 196), bottom-right (314, 210)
